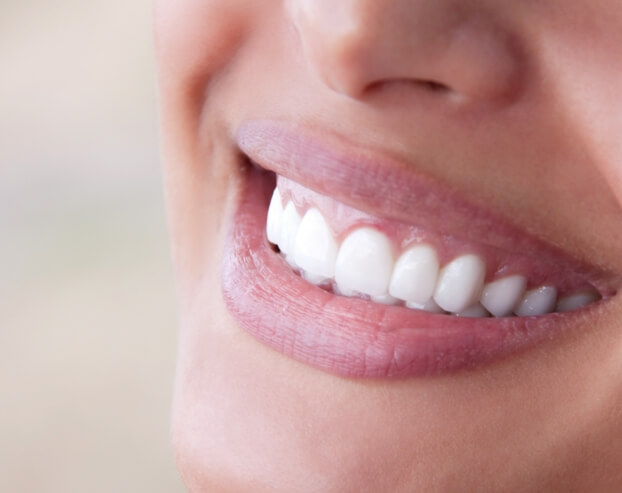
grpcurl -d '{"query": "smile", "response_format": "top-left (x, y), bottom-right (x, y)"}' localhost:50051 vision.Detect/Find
top-left (222, 120), bottom-right (618, 378)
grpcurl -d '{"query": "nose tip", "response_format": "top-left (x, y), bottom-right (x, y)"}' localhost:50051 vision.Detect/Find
top-left (288, 0), bottom-right (523, 103)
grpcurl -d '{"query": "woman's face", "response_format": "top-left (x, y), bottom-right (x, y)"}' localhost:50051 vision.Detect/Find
top-left (155, 1), bottom-right (622, 491)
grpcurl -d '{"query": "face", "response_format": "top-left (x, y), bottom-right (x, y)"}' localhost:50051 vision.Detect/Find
top-left (154, 1), bottom-right (622, 491)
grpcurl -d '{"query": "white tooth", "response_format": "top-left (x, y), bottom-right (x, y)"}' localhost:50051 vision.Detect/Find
top-left (301, 270), bottom-right (330, 286)
top-left (406, 298), bottom-right (445, 314)
top-left (294, 208), bottom-right (338, 279)
top-left (514, 286), bottom-right (557, 316)
top-left (433, 254), bottom-right (486, 313)
top-left (371, 294), bottom-right (400, 305)
top-left (334, 227), bottom-right (394, 297)
top-left (455, 303), bottom-right (489, 318)
top-left (556, 290), bottom-right (600, 313)
top-left (278, 202), bottom-right (301, 257)
top-left (284, 255), bottom-right (299, 269)
top-left (388, 245), bottom-right (439, 303)
top-left (266, 188), bottom-right (283, 245)
top-left (333, 283), bottom-right (358, 298)
top-left (480, 275), bottom-right (527, 317)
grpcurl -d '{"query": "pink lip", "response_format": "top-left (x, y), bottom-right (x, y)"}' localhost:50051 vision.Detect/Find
top-left (221, 120), bottom-right (616, 378)
top-left (236, 120), bottom-right (557, 256)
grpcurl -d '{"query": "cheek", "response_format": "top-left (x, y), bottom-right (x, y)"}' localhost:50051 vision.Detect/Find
top-left (154, 0), bottom-right (256, 155)
top-left (154, 0), bottom-right (251, 91)
top-left (155, 0), bottom-right (258, 293)
top-left (531, 10), bottom-right (622, 207)
top-left (566, 65), bottom-right (622, 208)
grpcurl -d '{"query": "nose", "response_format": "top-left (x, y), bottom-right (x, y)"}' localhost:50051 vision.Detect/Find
top-left (287, 0), bottom-right (523, 103)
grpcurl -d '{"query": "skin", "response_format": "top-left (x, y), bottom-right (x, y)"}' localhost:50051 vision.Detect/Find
top-left (154, 1), bottom-right (622, 491)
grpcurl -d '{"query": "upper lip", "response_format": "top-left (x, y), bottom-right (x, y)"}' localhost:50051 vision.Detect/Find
top-left (236, 119), bottom-right (619, 296)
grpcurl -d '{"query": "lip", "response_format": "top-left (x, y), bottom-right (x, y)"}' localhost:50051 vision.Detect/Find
top-left (222, 120), bottom-right (617, 378)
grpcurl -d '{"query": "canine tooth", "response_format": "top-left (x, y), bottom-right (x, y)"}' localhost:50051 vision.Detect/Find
top-left (278, 202), bottom-right (301, 257)
top-left (455, 303), bottom-right (489, 318)
top-left (334, 227), bottom-right (394, 297)
top-left (406, 298), bottom-right (445, 313)
top-left (433, 254), bottom-right (486, 313)
top-left (514, 286), bottom-right (557, 316)
top-left (389, 245), bottom-right (439, 303)
top-left (294, 208), bottom-right (338, 279)
top-left (556, 290), bottom-right (600, 312)
top-left (481, 275), bottom-right (527, 317)
top-left (266, 188), bottom-right (283, 245)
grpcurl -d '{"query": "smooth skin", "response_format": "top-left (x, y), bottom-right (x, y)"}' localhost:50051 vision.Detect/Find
top-left (155, 1), bottom-right (622, 491)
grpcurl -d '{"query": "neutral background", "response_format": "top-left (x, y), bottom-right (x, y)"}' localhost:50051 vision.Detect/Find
top-left (1, 1), bottom-right (185, 491)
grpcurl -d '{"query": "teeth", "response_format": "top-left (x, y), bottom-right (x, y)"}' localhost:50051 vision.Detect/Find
top-left (406, 298), bottom-right (445, 314)
top-left (278, 202), bottom-right (301, 257)
top-left (371, 293), bottom-right (400, 305)
top-left (294, 208), bottom-right (338, 279)
top-left (556, 290), bottom-right (600, 312)
top-left (284, 254), bottom-right (299, 269)
top-left (455, 303), bottom-right (490, 318)
top-left (480, 275), bottom-right (527, 317)
top-left (266, 188), bottom-right (283, 245)
top-left (333, 283), bottom-right (358, 298)
top-left (301, 270), bottom-right (330, 286)
top-left (265, 188), bottom-right (600, 317)
top-left (433, 254), bottom-right (486, 313)
top-left (514, 286), bottom-right (558, 316)
top-left (334, 227), bottom-right (394, 297)
top-left (389, 245), bottom-right (439, 304)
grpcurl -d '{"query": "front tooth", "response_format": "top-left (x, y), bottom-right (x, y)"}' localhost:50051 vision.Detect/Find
top-left (406, 298), bottom-right (445, 314)
top-left (388, 245), bottom-right (439, 304)
top-left (513, 286), bottom-right (557, 316)
top-left (480, 275), bottom-right (527, 317)
top-left (266, 188), bottom-right (283, 245)
top-left (455, 303), bottom-right (490, 318)
top-left (278, 202), bottom-right (301, 258)
top-left (556, 290), bottom-right (600, 312)
top-left (433, 254), bottom-right (486, 313)
top-left (294, 208), bottom-right (338, 279)
top-left (334, 227), bottom-right (394, 297)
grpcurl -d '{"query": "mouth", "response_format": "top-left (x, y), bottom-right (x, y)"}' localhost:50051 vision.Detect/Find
top-left (222, 120), bottom-right (619, 378)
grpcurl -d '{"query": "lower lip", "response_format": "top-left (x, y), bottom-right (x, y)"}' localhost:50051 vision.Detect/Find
top-left (222, 167), bottom-right (592, 378)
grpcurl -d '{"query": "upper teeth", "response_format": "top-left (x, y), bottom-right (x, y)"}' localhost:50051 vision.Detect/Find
top-left (295, 207), bottom-right (338, 280)
top-left (278, 201), bottom-right (301, 258)
top-left (389, 245), bottom-right (439, 304)
top-left (480, 274), bottom-right (527, 317)
top-left (266, 187), bottom-right (600, 317)
top-left (335, 227), bottom-right (394, 297)
top-left (433, 254), bottom-right (486, 313)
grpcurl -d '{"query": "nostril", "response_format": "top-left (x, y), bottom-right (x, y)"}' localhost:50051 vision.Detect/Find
top-left (417, 79), bottom-right (450, 92)
top-left (364, 78), bottom-right (454, 99)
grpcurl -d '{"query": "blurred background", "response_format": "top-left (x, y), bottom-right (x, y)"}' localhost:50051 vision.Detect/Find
top-left (1, 1), bottom-right (185, 491)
